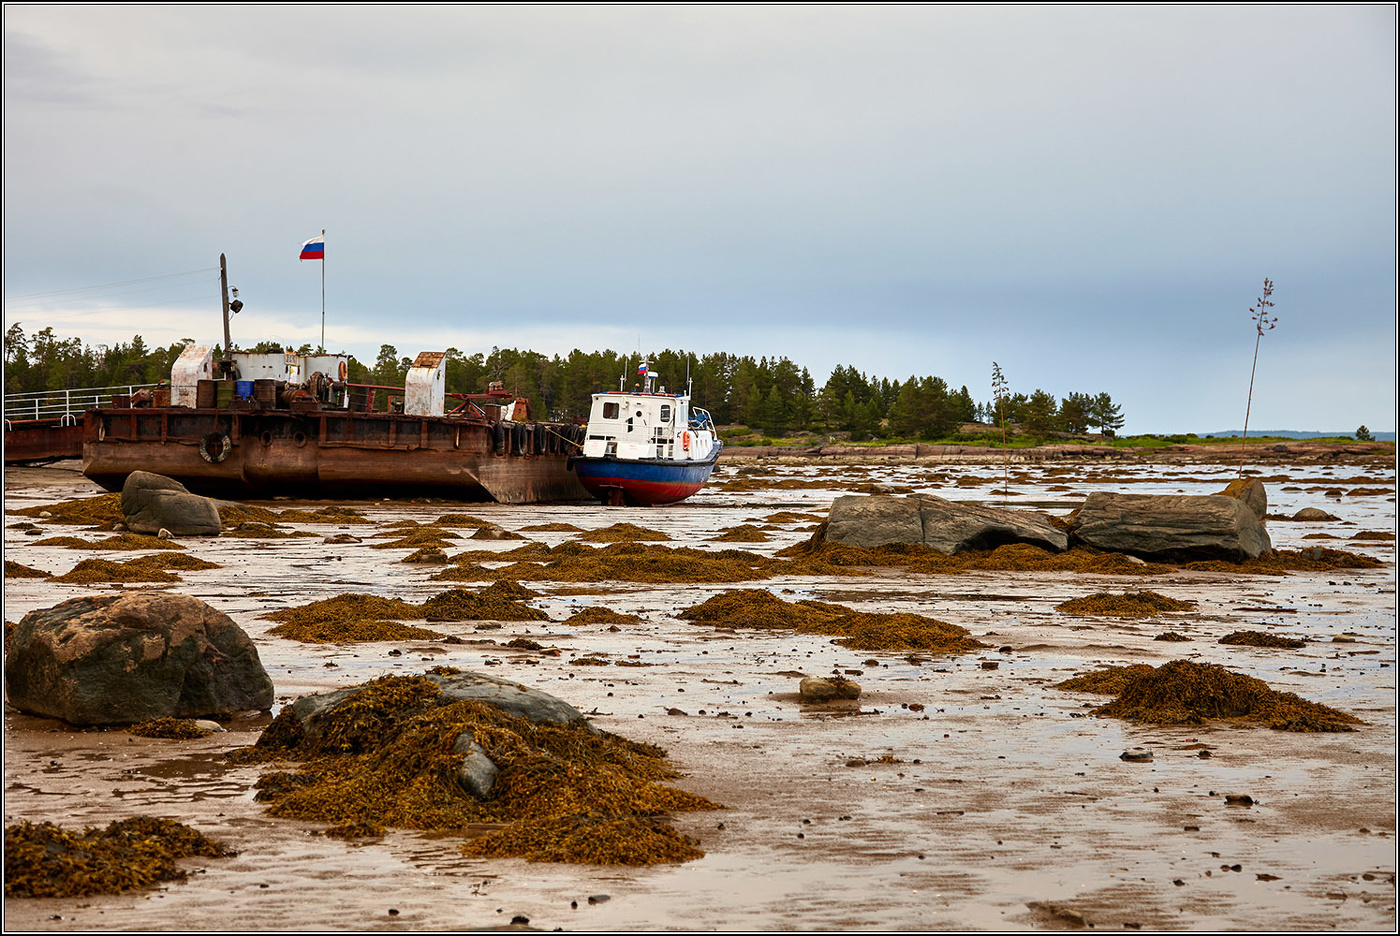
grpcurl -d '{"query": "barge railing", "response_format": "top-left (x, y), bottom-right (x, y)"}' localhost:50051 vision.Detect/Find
top-left (3, 384), bottom-right (159, 422)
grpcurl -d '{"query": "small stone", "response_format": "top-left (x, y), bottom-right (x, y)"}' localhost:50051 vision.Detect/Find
top-left (1121, 750), bottom-right (1153, 762)
top-left (587, 895), bottom-right (610, 904)
top-left (157, 528), bottom-right (174, 540)
top-left (1224, 794), bottom-right (1254, 806)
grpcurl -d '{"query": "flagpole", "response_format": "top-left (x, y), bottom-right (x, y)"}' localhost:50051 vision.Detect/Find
top-left (320, 228), bottom-right (326, 352)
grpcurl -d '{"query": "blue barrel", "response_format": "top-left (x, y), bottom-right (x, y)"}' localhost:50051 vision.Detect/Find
top-left (235, 380), bottom-right (254, 399)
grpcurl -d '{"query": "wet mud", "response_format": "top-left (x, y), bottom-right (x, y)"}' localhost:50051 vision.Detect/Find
top-left (3, 453), bottom-right (1395, 930)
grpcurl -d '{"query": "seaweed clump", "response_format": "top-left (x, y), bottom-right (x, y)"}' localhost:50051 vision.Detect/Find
top-left (711, 524), bottom-right (771, 543)
top-left (4, 561), bottom-right (51, 579)
top-left (34, 532), bottom-right (183, 551)
top-left (8, 493), bottom-right (124, 527)
top-left (445, 541), bottom-right (776, 585)
top-left (5, 817), bottom-right (231, 898)
top-left (561, 607), bottom-right (645, 627)
top-left (264, 582), bottom-right (547, 642)
top-left (128, 717), bottom-right (213, 739)
top-left (679, 589), bottom-right (983, 654)
top-left (1081, 660), bottom-right (1362, 732)
top-left (238, 675), bottom-right (719, 864)
top-left (1054, 664), bottom-right (1156, 694)
top-left (579, 523), bottom-right (672, 543)
top-left (1055, 591), bottom-right (1197, 617)
top-left (1219, 631), bottom-right (1306, 648)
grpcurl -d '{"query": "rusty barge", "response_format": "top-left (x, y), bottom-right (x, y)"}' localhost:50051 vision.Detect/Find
top-left (81, 346), bottom-right (592, 503)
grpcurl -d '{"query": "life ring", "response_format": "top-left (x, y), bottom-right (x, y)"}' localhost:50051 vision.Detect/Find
top-left (682, 431), bottom-right (691, 452)
top-left (338, 359), bottom-right (348, 381)
top-left (199, 432), bottom-right (232, 463)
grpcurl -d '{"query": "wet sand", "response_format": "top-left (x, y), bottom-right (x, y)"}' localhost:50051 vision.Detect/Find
top-left (4, 454), bottom-right (1395, 930)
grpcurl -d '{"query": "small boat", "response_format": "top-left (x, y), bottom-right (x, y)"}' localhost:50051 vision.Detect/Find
top-left (570, 364), bottom-right (722, 506)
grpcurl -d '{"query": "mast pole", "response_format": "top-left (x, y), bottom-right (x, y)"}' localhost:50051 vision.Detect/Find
top-left (220, 253), bottom-right (231, 357)
top-left (320, 228), bottom-right (326, 352)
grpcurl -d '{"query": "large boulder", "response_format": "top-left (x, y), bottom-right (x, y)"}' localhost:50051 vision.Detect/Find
top-left (4, 593), bottom-right (273, 725)
top-left (1071, 492), bottom-right (1272, 562)
top-left (121, 471), bottom-right (222, 536)
top-left (823, 494), bottom-right (1068, 554)
top-left (1214, 478), bottom-right (1268, 520)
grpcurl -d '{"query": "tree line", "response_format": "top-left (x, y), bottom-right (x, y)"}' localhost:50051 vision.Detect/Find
top-left (2, 324), bottom-right (1125, 439)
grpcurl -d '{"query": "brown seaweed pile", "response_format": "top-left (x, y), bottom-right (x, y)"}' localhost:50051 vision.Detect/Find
top-left (1054, 664), bottom-right (1156, 694)
top-left (218, 504), bottom-right (369, 526)
top-left (4, 817), bottom-right (232, 898)
top-left (264, 582), bottom-right (548, 642)
top-left (1055, 591), bottom-right (1197, 617)
top-left (238, 675), bottom-right (719, 864)
top-left (440, 542), bottom-right (776, 585)
top-left (371, 529), bottom-right (463, 550)
top-left (128, 717), bottom-right (213, 739)
top-left (1219, 631), bottom-right (1306, 648)
top-left (679, 589), bottom-right (983, 653)
top-left (49, 553), bottom-right (219, 584)
top-left (561, 607), bottom-right (645, 627)
top-left (33, 532), bottom-right (184, 551)
top-left (432, 513), bottom-right (491, 528)
top-left (519, 522), bottom-right (585, 533)
top-left (1065, 660), bottom-right (1362, 731)
top-left (269, 619), bottom-right (447, 643)
top-left (8, 493), bottom-right (123, 527)
top-left (1154, 632), bottom-right (1192, 642)
top-left (711, 524), bottom-right (771, 543)
top-left (222, 521), bottom-right (316, 539)
top-left (579, 523), bottom-right (672, 543)
top-left (4, 561), bottom-right (51, 579)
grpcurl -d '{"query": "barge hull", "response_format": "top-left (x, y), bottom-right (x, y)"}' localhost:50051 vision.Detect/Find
top-left (83, 407), bottom-right (591, 503)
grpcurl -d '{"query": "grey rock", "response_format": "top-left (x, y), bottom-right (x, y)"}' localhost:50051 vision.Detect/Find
top-left (452, 736), bottom-right (499, 798)
top-left (822, 495), bottom-right (923, 547)
top-left (1292, 507), bottom-right (1336, 521)
top-left (913, 494), bottom-right (1067, 554)
top-left (799, 676), bottom-right (861, 702)
top-left (4, 593), bottom-right (273, 725)
top-left (822, 493), bottom-right (1067, 554)
top-left (1072, 492), bottom-right (1272, 561)
top-left (120, 471), bottom-right (222, 536)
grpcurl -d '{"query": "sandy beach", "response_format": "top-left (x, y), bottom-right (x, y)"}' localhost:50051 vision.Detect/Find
top-left (3, 451), bottom-right (1395, 931)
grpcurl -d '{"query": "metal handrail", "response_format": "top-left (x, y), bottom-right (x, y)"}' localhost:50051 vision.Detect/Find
top-left (3, 384), bottom-right (158, 421)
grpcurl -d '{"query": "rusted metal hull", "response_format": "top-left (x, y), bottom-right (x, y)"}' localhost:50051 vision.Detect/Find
top-left (4, 418), bottom-right (86, 464)
top-left (82, 406), bottom-right (591, 503)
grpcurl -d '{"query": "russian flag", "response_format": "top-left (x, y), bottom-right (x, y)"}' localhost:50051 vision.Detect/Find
top-left (299, 235), bottom-right (324, 261)
top-left (637, 360), bottom-right (648, 377)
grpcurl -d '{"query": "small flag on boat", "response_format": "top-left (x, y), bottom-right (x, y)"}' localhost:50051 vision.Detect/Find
top-left (299, 235), bottom-right (325, 261)
top-left (637, 360), bottom-right (648, 377)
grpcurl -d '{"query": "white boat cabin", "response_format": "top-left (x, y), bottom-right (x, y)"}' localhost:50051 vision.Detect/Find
top-left (581, 391), bottom-right (717, 462)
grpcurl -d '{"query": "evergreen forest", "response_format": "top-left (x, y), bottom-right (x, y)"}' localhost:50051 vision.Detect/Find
top-left (2, 324), bottom-right (1125, 440)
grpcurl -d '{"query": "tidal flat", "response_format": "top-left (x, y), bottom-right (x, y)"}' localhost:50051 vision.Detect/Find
top-left (4, 452), bottom-right (1395, 931)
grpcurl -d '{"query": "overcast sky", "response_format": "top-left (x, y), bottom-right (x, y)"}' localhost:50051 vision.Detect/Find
top-left (4, 5), bottom-right (1395, 433)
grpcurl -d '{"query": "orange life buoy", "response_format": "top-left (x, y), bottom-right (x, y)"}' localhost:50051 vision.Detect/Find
top-left (682, 431), bottom-right (691, 452)
top-left (338, 359), bottom-right (348, 381)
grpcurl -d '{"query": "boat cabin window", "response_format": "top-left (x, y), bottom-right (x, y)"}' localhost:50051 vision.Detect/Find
top-left (659, 405), bottom-right (671, 422)
top-left (603, 401), bottom-right (620, 419)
